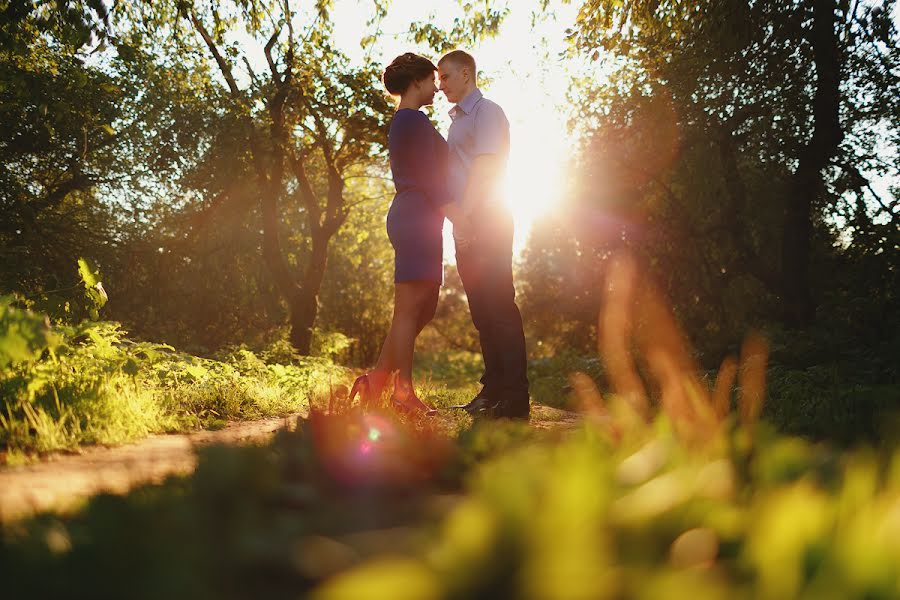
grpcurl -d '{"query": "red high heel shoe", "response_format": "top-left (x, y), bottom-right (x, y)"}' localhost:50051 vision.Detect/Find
top-left (348, 374), bottom-right (371, 410)
top-left (348, 372), bottom-right (390, 410)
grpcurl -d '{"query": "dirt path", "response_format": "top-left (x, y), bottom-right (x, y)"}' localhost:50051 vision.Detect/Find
top-left (529, 404), bottom-right (583, 430)
top-left (0, 405), bottom-right (580, 523)
top-left (0, 414), bottom-right (301, 522)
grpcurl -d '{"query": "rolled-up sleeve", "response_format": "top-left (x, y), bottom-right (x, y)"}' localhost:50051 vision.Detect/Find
top-left (473, 102), bottom-right (509, 157)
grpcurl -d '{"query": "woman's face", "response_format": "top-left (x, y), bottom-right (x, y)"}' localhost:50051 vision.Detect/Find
top-left (413, 72), bottom-right (438, 106)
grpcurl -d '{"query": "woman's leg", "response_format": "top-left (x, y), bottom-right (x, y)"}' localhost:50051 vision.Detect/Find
top-left (389, 282), bottom-right (431, 383)
top-left (416, 283), bottom-right (440, 334)
top-left (385, 282), bottom-right (439, 405)
top-left (367, 308), bottom-right (398, 401)
top-left (367, 281), bottom-right (439, 408)
top-left (369, 282), bottom-right (432, 397)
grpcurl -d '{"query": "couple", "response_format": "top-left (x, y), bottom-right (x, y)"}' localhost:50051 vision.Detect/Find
top-left (349, 50), bottom-right (529, 420)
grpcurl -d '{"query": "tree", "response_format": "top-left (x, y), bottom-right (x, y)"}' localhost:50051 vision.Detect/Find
top-left (115, 0), bottom-right (394, 353)
top-left (566, 0), bottom-right (900, 328)
top-left (0, 4), bottom-right (126, 316)
top-left (315, 183), bottom-right (395, 365)
top-left (118, 0), bottom-right (513, 354)
top-left (0, 0), bottom-right (112, 51)
top-left (2, 0), bottom-right (512, 355)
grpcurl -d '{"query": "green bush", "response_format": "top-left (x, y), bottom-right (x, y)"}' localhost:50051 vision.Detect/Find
top-left (519, 343), bottom-right (900, 444)
top-left (0, 298), bottom-right (347, 459)
top-left (527, 351), bottom-right (606, 409)
top-left (765, 365), bottom-right (900, 445)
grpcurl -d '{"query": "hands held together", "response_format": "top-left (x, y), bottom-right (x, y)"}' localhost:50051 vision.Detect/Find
top-left (453, 214), bottom-right (476, 249)
top-left (443, 203), bottom-right (476, 250)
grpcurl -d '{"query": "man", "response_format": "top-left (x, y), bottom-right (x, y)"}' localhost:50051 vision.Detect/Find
top-left (438, 50), bottom-right (529, 420)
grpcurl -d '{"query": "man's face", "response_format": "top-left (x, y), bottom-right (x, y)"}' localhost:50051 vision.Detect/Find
top-left (438, 61), bottom-right (466, 104)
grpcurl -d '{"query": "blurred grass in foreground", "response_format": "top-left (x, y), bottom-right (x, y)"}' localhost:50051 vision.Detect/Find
top-left (5, 398), bottom-right (900, 598)
top-left (4, 252), bottom-right (900, 598)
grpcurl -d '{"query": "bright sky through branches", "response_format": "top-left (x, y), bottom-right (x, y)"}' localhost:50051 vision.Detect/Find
top-left (329, 0), bottom-right (582, 258)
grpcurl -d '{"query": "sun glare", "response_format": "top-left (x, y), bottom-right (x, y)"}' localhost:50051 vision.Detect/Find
top-left (441, 118), bottom-right (570, 262)
top-left (330, 0), bottom-right (582, 261)
top-left (503, 122), bottom-right (569, 255)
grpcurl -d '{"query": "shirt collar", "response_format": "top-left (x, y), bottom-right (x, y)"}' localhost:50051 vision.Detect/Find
top-left (449, 88), bottom-right (483, 118)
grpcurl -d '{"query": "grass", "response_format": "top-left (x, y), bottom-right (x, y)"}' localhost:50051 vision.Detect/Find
top-left (0, 299), bottom-right (347, 462)
top-left (5, 402), bottom-right (900, 599)
top-left (414, 349), bottom-right (484, 392)
top-left (4, 255), bottom-right (900, 597)
top-left (765, 364), bottom-right (900, 445)
top-left (414, 348), bottom-right (608, 411)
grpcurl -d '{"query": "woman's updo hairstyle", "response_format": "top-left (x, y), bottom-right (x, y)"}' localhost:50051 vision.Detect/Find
top-left (383, 53), bottom-right (437, 95)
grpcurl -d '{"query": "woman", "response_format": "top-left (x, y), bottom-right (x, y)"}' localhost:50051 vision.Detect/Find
top-left (349, 53), bottom-right (465, 415)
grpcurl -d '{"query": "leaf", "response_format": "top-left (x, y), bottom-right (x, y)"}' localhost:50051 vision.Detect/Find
top-left (78, 258), bottom-right (107, 315)
top-left (122, 358), bottom-right (139, 376)
top-left (95, 281), bottom-right (108, 304)
top-left (0, 297), bottom-right (57, 368)
top-left (78, 258), bottom-right (100, 288)
top-left (185, 365), bottom-right (209, 381)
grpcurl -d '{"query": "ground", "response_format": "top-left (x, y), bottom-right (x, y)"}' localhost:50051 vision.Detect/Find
top-left (0, 404), bottom-right (579, 522)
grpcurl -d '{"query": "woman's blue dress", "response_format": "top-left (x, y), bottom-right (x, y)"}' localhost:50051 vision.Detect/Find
top-left (387, 108), bottom-right (453, 283)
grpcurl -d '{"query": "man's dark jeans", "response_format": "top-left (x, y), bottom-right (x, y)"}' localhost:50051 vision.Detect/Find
top-left (455, 204), bottom-right (529, 410)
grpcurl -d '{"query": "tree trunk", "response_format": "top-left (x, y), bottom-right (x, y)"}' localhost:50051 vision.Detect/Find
top-left (781, 0), bottom-right (843, 327)
top-left (288, 289), bottom-right (317, 355)
top-left (288, 229), bottom-right (331, 354)
top-left (782, 163), bottom-right (818, 327)
top-left (716, 124), bottom-right (781, 294)
top-left (189, 12), bottom-right (344, 356)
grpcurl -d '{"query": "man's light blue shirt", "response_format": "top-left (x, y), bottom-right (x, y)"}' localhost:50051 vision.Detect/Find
top-left (446, 88), bottom-right (510, 205)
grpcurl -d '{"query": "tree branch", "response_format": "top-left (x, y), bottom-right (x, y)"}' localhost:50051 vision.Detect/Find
top-left (242, 56), bottom-right (260, 88)
top-left (841, 162), bottom-right (900, 222)
top-left (286, 145), bottom-right (322, 227)
top-left (34, 171), bottom-right (93, 214)
top-left (189, 10), bottom-right (240, 97)
top-left (264, 27), bottom-right (283, 84)
top-left (283, 0), bottom-right (295, 82)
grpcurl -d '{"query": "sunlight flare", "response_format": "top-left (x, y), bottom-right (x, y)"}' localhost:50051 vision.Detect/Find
top-left (502, 123), bottom-right (569, 254)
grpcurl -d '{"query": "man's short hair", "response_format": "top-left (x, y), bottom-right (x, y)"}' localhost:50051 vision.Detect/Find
top-left (438, 50), bottom-right (477, 82)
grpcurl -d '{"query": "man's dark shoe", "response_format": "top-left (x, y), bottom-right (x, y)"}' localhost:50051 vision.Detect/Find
top-left (450, 387), bottom-right (489, 410)
top-left (451, 394), bottom-right (501, 417)
top-left (497, 398), bottom-right (530, 421)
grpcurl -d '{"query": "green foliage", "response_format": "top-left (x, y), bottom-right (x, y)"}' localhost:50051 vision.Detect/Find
top-left (520, 0), bottom-right (900, 395)
top-left (311, 330), bottom-right (354, 362)
top-left (765, 366), bottom-right (900, 446)
top-left (519, 215), bottom-right (603, 354)
top-left (76, 257), bottom-right (107, 320)
top-left (520, 338), bottom-right (900, 445)
top-left (8, 406), bottom-right (900, 598)
top-left (0, 29), bottom-right (125, 306)
top-left (96, 0), bottom-right (403, 355)
top-left (527, 351), bottom-right (605, 408)
top-left (0, 0), bottom-right (112, 52)
top-left (0, 296), bottom-right (58, 368)
top-left (421, 266), bottom-right (481, 356)
top-left (414, 349), bottom-right (484, 391)
top-left (314, 192), bottom-right (394, 366)
top-left (0, 304), bottom-right (346, 458)
top-left (409, 2), bottom-right (510, 53)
